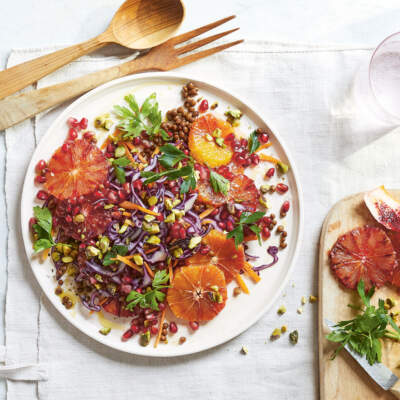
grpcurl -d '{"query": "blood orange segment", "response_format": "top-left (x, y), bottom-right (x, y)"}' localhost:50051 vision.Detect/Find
top-left (329, 226), bottom-right (397, 291)
top-left (186, 230), bottom-right (245, 283)
top-left (189, 114), bottom-right (233, 168)
top-left (364, 186), bottom-right (400, 231)
top-left (229, 174), bottom-right (260, 212)
top-left (167, 264), bottom-right (227, 321)
top-left (45, 139), bottom-right (108, 200)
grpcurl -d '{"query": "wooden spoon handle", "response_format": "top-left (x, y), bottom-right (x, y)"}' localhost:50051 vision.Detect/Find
top-left (0, 55), bottom-right (154, 131)
top-left (0, 33), bottom-right (110, 101)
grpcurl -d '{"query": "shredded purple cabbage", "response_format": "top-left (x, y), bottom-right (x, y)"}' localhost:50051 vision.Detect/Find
top-left (252, 246), bottom-right (279, 272)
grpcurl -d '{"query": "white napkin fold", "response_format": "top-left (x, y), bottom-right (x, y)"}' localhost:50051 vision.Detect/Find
top-left (6, 41), bottom-right (398, 400)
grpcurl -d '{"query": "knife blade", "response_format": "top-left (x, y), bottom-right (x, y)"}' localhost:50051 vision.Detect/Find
top-left (325, 319), bottom-right (399, 391)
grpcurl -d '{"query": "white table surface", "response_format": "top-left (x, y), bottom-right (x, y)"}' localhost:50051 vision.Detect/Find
top-left (1, 0), bottom-right (400, 397)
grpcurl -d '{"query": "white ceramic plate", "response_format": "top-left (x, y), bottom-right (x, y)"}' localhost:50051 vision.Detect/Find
top-left (21, 73), bottom-right (303, 357)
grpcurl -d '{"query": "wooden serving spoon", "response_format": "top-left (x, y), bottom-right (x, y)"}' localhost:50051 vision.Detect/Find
top-left (0, 0), bottom-right (185, 101)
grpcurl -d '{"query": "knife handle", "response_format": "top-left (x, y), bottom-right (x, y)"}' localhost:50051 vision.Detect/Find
top-left (390, 380), bottom-right (400, 399)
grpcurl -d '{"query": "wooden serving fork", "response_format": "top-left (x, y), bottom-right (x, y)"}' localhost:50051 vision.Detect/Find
top-left (0, 16), bottom-right (242, 131)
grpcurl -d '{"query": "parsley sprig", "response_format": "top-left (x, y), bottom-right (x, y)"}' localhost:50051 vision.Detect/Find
top-left (125, 270), bottom-right (170, 311)
top-left (141, 144), bottom-right (196, 194)
top-left (103, 245), bottom-right (128, 266)
top-left (114, 93), bottom-right (167, 140)
top-left (248, 130), bottom-right (260, 154)
top-left (226, 211), bottom-right (265, 247)
top-left (32, 206), bottom-right (56, 252)
top-left (112, 156), bottom-right (131, 184)
top-left (327, 280), bottom-right (400, 365)
top-left (209, 170), bottom-right (230, 196)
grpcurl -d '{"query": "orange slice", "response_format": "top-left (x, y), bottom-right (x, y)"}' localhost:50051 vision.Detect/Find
top-left (364, 186), bottom-right (400, 231)
top-left (329, 225), bottom-right (397, 291)
top-left (186, 230), bottom-right (245, 283)
top-left (45, 139), bottom-right (108, 200)
top-left (189, 114), bottom-right (233, 168)
top-left (167, 264), bottom-right (227, 321)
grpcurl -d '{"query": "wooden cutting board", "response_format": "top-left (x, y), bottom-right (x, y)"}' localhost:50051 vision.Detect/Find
top-left (319, 190), bottom-right (400, 400)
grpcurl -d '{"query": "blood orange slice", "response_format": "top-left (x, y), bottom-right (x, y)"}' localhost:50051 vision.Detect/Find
top-left (364, 186), bottom-right (400, 231)
top-left (45, 139), bottom-right (108, 200)
top-left (189, 114), bottom-right (233, 168)
top-left (186, 230), bottom-right (245, 283)
top-left (229, 174), bottom-right (260, 212)
top-left (167, 264), bottom-right (227, 321)
top-left (329, 225), bottom-right (397, 291)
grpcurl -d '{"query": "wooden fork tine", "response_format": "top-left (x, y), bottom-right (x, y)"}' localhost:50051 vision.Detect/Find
top-left (170, 15), bottom-right (236, 45)
top-left (176, 28), bottom-right (240, 56)
top-left (176, 40), bottom-right (244, 67)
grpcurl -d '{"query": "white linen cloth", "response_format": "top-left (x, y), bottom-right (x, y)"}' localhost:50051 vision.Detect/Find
top-left (5, 40), bottom-right (398, 400)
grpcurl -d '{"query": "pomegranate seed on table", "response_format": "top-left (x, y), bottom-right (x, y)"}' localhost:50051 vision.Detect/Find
top-left (189, 321), bottom-right (199, 331)
top-left (266, 168), bottom-right (275, 178)
top-left (68, 128), bottom-right (78, 140)
top-left (79, 117), bottom-right (88, 130)
top-left (276, 183), bottom-right (289, 194)
top-left (35, 159), bottom-right (47, 173)
top-left (36, 190), bottom-right (48, 201)
top-left (169, 322), bottom-right (178, 334)
top-left (281, 200), bottom-right (290, 213)
top-left (198, 99), bottom-right (209, 113)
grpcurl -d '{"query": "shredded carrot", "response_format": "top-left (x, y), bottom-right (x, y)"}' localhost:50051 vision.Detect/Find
top-left (243, 262), bottom-right (261, 283)
top-left (144, 261), bottom-right (155, 279)
top-left (255, 142), bottom-right (272, 152)
top-left (125, 141), bottom-right (135, 151)
top-left (98, 297), bottom-right (109, 306)
top-left (100, 136), bottom-right (112, 150)
top-left (137, 153), bottom-right (147, 163)
top-left (41, 248), bottom-right (50, 262)
top-left (119, 201), bottom-right (160, 216)
top-left (168, 262), bottom-right (173, 282)
top-left (259, 154), bottom-right (280, 164)
top-left (145, 247), bottom-right (158, 255)
top-left (201, 219), bottom-right (215, 226)
top-left (121, 142), bottom-right (136, 165)
top-left (122, 212), bottom-right (132, 217)
top-left (154, 309), bottom-right (166, 348)
top-left (199, 207), bottom-right (215, 219)
top-left (152, 147), bottom-right (160, 156)
top-left (111, 254), bottom-right (143, 273)
top-left (235, 273), bottom-right (249, 294)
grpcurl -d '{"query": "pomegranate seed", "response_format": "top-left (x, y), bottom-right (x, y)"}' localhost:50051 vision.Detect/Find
top-left (34, 175), bottom-right (46, 184)
top-left (262, 226), bottom-right (271, 239)
top-left (106, 143), bottom-right (115, 153)
top-left (68, 128), bottom-right (78, 140)
top-left (107, 191), bottom-right (118, 203)
top-left (169, 321), bottom-right (178, 334)
top-left (111, 210), bottom-right (121, 219)
top-left (83, 131), bottom-right (94, 140)
top-left (225, 133), bottom-right (235, 142)
top-left (79, 243), bottom-right (86, 249)
top-left (79, 117), bottom-right (88, 130)
top-left (61, 143), bottom-right (70, 152)
top-left (133, 137), bottom-right (142, 146)
top-left (123, 182), bottom-right (131, 193)
top-left (35, 159), bottom-right (47, 173)
top-left (240, 138), bottom-right (248, 147)
top-left (251, 153), bottom-right (260, 165)
top-left (122, 276), bottom-right (132, 283)
top-left (226, 221), bottom-right (234, 231)
top-left (36, 190), bottom-right (48, 201)
top-left (179, 227), bottom-right (186, 239)
top-left (121, 284), bottom-right (132, 294)
top-left (259, 133), bottom-right (269, 143)
top-left (131, 324), bottom-right (140, 334)
top-left (156, 214), bottom-right (164, 222)
top-left (281, 200), bottom-right (290, 213)
top-left (29, 217), bottom-right (37, 231)
top-left (122, 329), bottom-right (133, 341)
top-left (218, 222), bottom-right (226, 230)
top-left (158, 302), bottom-right (166, 311)
top-left (198, 99), bottom-right (209, 113)
top-left (236, 209), bottom-right (243, 218)
top-left (262, 216), bottom-right (271, 225)
top-left (276, 183), bottom-right (289, 194)
top-left (118, 190), bottom-right (127, 201)
top-left (72, 206), bottom-right (80, 216)
top-left (220, 210), bottom-right (229, 220)
top-left (65, 215), bottom-right (72, 223)
top-left (133, 180), bottom-right (142, 191)
top-left (210, 208), bottom-right (219, 217)
top-left (266, 168), bottom-right (275, 178)
top-left (189, 321), bottom-right (199, 331)
top-left (93, 190), bottom-right (103, 198)
top-left (136, 288), bottom-right (142, 294)
top-left (199, 245), bottom-right (210, 254)
top-left (150, 326), bottom-right (159, 335)
top-left (67, 117), bottom-right (79, 128)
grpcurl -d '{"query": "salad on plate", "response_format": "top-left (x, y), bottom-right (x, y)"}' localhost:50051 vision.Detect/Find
top-left (29, 81), bottom-right (291, 348)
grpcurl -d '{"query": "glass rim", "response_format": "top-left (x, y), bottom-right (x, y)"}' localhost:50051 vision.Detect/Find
top-left (368, 30), bottom-right (400, 122)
